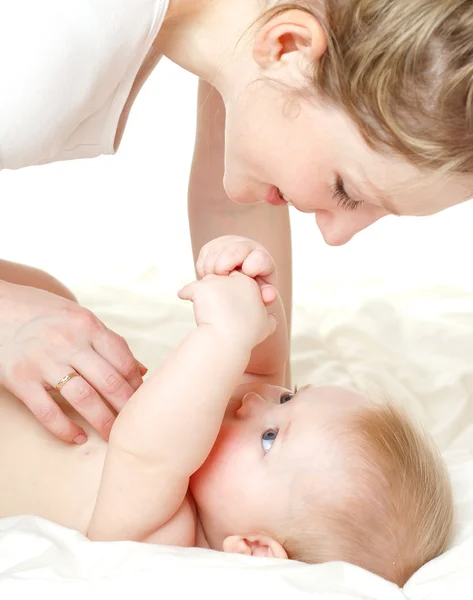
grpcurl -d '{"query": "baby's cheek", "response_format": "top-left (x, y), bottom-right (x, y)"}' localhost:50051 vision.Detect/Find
top-left (208, 424), bottom-right (250, 481)
top-left (191, 423), bottom-right (253, 505)
top-left (191, 425), bottom-right (239, 486)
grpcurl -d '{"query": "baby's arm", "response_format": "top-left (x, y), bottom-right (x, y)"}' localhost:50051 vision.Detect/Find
top-left (88, 273), bottom-right (276, 542)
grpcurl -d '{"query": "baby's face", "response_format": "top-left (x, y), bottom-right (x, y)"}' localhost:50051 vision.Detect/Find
top-left (190, 383), bottom-right (367, 547)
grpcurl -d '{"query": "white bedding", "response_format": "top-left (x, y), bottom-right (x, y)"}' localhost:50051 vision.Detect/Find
top-left (1, 58), bottom-right (473, 598)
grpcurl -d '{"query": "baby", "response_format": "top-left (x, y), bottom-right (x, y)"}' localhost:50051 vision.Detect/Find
top-left (0, 236), bottom-right (453, 586)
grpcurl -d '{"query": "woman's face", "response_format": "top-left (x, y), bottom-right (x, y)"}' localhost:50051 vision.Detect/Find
top-left (223, 83), bottom-right (473, 246)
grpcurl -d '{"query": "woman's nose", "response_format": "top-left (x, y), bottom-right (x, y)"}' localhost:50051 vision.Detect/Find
top-left (315, 209), bottom-right (385, 246)
top-left (236, 393), bottom-right (266, 418)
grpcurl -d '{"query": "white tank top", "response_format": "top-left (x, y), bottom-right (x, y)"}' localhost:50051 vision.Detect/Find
top-left (0, 0), bottom-right (169, 170)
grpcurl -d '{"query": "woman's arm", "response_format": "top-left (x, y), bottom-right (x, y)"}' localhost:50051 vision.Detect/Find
top-left (242, 291), bottom-right (288, 387)
top-left (188, 80), bottom-right (292, 385)
top-left (0, 259), bottom-right (77, 301)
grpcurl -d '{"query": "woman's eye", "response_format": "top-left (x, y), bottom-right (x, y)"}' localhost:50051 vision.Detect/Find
top-left (333, 176), bottom-right (363, 212)
top-left (262, 429), bottom-right (278, 453)
top-left (280, 393), bottom-right (294, 404)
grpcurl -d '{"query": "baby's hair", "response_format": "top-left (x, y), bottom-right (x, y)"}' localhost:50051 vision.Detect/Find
top-left (281, 396), bottom-right (454, 586)
top-left (259, 1), bottom-right (473, 174)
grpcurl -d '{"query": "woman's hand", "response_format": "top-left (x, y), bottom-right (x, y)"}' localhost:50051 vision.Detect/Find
top-left (0, 280), bottom-right (146, 443)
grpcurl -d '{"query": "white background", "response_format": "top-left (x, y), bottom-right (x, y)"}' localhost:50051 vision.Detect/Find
top-left (1, 58), bottom-right (473, 305)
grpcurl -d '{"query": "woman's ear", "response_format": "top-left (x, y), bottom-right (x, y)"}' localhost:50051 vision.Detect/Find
top-left (253, 9), bottom-right (327, 80)
top-left (223, 534), bottom-right (288, 559)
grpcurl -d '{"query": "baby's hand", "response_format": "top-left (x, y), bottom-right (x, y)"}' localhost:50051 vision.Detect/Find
top-left (196, 236), bottom-right (278, 305)
top-left (178, 272), bottom-right (277, 349)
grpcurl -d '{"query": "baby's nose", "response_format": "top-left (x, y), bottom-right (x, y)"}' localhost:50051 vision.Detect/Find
top-left (236, 392), bottom-right (266, 418)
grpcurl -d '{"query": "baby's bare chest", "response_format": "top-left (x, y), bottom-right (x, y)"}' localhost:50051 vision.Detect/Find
top-left (0, 387), bottom-right (199, 548)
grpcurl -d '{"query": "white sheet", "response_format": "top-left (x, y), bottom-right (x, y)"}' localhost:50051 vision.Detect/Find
top-left (1, 58), bottom-right (473, 598)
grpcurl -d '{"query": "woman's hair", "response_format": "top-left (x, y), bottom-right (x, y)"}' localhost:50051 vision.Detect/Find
top-left (260, 1), bottom-right (473, 174)
top-left (281, 398), bottom-right (454, 587)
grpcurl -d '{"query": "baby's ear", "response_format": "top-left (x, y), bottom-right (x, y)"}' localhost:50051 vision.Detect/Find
top-left (223, 535), bottom-right (288, 559)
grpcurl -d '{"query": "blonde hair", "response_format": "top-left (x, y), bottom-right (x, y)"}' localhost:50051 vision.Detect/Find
top-left (281, 399), bottom-right (454, 587)
top-left (260, 1), bottom-right (473, 173)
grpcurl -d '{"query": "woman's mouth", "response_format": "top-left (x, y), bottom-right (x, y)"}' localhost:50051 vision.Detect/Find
top-left (266, 186), bottom-right (291, 207)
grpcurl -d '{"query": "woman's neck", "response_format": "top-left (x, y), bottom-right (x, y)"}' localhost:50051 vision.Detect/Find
top-left (156, 0), bottom-right (263, 98)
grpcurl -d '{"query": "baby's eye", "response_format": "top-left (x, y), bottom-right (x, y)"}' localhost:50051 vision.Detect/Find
top-left (280, 393), bottom-right (294, 404)
top-left (262, 429), bottom-right (278, 453)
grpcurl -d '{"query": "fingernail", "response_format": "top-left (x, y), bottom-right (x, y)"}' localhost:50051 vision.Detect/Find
top-left (137, 360), bottom-right (148, 374)
top-left (74, 433), bottom-right (87, 445)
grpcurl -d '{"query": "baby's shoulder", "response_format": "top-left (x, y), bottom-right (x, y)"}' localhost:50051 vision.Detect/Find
top-left (144, 492), bottom-right (197, 547)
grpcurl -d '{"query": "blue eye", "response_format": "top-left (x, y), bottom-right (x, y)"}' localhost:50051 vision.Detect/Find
top-left (262, 429), bottom-right (278, 453)
top-left (280, 393), bottom-right (294, 404)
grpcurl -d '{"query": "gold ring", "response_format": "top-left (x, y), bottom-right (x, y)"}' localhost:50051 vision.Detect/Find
top-left (55, 371), bottom-right (79, 392)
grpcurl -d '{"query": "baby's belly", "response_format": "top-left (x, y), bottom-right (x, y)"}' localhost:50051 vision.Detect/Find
top-left (0, 386), bottom-right (107, 534)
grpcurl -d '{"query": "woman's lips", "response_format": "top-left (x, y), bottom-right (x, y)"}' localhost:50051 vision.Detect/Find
top-left (266, 186), bottom-right (289, 206)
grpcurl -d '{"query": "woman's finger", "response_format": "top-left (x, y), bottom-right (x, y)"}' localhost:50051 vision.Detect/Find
top-left (259, 283), bottom-right (278, 305)
top-left (14, 382), bottom-right (87, 444)
top-left (72, 349), bottom-right (136, 414)
top-left (46, 367), bottom-right (116, 441)
top-left (92, 328), bottom-right (143, 393)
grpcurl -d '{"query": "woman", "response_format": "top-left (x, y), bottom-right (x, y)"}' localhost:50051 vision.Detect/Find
top-left (1, 0), bottom-right (472, 442)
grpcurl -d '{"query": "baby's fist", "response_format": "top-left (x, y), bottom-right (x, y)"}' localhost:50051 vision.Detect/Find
top-left (178, 272), bottom-right (277, 349)
top-left (196, 236), bottom-right (278, 305)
